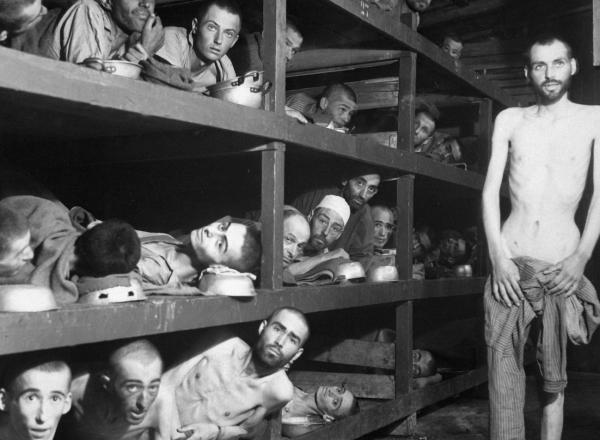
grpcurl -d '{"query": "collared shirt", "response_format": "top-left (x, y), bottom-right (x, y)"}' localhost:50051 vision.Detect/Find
top-left (45, 0), bottom-right (137, 63)
top-left (155, 27), bottom-right (236, 92)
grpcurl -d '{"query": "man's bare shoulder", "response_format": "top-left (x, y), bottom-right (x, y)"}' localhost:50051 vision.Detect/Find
top-left (495, 106), bottom-right (529, 125)
top-left (264, 371), bottom-right (294, 404)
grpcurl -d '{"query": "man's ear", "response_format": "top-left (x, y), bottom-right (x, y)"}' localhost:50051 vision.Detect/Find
top-left (191, 18), bottom-right (198, 34)
top-left (322, 414), bottom-right (335, 423)
top-left (258, 320), bottom-right (267, 335)
top-left (0, 388), bottom-right (8, 412)
top-left (231, 34), bottom-right (239, 48)
top-left (523, 66), bottom-right (529, 82)
top-left (318, 97), bottom-right (328, 111)
top-left (571, 58), bottom-right (577, 75)
top-left (99, 373), bottom-right (111, 390)
top-left (0, 30), bottom-right (8, 42)
top-left (62, 392), bottom-right (73, 414)
top-left (97, 0), bottom-right (112, 10)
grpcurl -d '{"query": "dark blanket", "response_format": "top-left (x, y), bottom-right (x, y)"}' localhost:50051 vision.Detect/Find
top-left (0, 196), bottom-right (80, 304)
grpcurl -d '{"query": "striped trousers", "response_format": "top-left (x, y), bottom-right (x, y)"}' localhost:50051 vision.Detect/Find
top-left (485, 257), bottom-right (600, 440)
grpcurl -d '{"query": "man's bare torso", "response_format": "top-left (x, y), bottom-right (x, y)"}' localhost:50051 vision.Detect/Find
top-left (500, 103), bottom-right (598, 262)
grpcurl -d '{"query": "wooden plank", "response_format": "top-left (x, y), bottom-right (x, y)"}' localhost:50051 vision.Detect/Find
top-left (260, 144), bottom-right (285, 289)
top-left (262, 0), bottom-right (286, 113)
top-left (0, 279), bottom-right (486, 355)
top-left (463, 54), bottom-right (525, 70)
top-left (292, 367), bottom-right (489, 440)
top-left (322, 0), bottom-right (516, 107)
top-left (287, 49), bottom-right (403, 74)
top-left (304, 338), bottom-right (395, 369)
top-left (288, 371), bottom-right (395, 399)
top-left (398, 52), bottom-right (416, 151)
top-left (420, 0), bottom-right (507, 28)
top-left (354, 132), bottom-right (397, 149)
top-left (595, 0), bottom-right (600, 66)
top-left (463, 38), bottom-right (529, 58)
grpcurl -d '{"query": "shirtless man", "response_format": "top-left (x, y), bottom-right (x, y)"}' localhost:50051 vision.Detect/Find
top-left (62, 339), bottom-right (163, 440)
top-left (482, 35), bottom-right (600, 440)
top-left (154, 307), bottom-right (310, 440)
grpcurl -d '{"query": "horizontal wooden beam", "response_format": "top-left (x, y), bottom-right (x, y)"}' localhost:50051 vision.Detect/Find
top-left (292, 367), bottom-right (488, 440)
top-left (289, 371), bottom-right (395, 399)
top-left (323, 0), bottom-right (516, 107)
top-left (0, 278), bottom-right (485, 355)
top-left (287, 49), bottom-right (403, 75)
top-left (304, 337), bottom-right (395, 369)
top-left (420, 0), bottom-right (507, 28)
top-left (463, 38), bottom-right (529, 58)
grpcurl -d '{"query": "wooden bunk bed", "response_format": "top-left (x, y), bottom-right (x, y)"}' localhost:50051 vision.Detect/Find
top-left (0, 0), bottom-right (518, 438)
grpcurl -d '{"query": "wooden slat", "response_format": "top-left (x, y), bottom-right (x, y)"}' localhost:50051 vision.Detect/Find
top-left (304, 338), bottom-right (394, 369)
top-left (0, 279), bottom-right (485, 355)
top-left (322, 0), bottom-right (516, 107)
top-left (420, 0), bottom-right (507, 28)
top-left (288, 371), bottom-right (395, 399)
top-left (287, 49), bottom-right (403, 74)
top-left (292, 368), bottom-right (489, 440)
top-left (595, 0), bottom-right (600, 66)
top-left (463, 54), bottom-right (525, 70)
top-left (463, 38), bottom-right (529, 58)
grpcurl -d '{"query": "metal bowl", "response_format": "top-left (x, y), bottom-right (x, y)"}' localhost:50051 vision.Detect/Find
top-left (454, 264), bottom-right (473, 278)
top-left (199, 271), bottom-right (256, 297)
top-left (206, 70), bottom-right (272, 108)
top-left (368, 265), bottom-right (399, 283)
top-left (335, 261), bottom-right (366, 283)
top-left (0, 285), bottom-right (57, 312)
top-left (83, 58), bottom-right (142, 79)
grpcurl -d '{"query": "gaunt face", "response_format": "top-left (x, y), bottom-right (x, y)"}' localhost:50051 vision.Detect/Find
top-left (315, 385), bottom-right (355, 419)
top-left (192, 4), bottom-right (240, 63)
top-left (341, 174), bottom-right (380, 210)
top-left (527, 40), bottom-right (575, 104)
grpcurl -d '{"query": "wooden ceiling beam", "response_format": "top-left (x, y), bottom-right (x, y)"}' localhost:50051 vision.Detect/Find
top-left (420, 0), bottom-right (509, 28)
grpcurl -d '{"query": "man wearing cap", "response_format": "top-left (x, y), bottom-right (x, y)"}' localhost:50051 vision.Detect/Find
top-left (285, 195), bottom-right (351, 279)
top-left (292, 173), bottom-right (380, 266)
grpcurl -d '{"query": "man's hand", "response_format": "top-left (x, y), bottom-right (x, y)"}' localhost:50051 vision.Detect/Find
top-left (284, 106), bottom-right (308, 124)
top-left (175, 423), bottom-right (248, 440)
top-left (328, 248), bottom-right (350, 260)
top-left (491, 256), bottom-right (522, 307)
top-left (139, 14), bottom-right (165, 55)
top-left (543, 252), bottom-right (587, 297)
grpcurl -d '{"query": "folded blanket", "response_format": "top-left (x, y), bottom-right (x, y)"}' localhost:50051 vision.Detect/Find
top-left (141, 57), bottom-right (195, 91)
top-left (0, 196), bottom-right (80, 304)
top-left (283, 257), bottom-right (349, 286)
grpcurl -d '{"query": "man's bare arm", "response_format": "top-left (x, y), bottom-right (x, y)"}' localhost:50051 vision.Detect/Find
top-left (482, 109), bottom-right (522, 306)
top-left (545, 109), bottom-right (600, 296)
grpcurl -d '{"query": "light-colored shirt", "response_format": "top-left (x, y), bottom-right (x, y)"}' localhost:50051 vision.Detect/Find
top-left (46, 0), bottom-right (143, 63)
top-left (155, 27), bottom-right (236, 92)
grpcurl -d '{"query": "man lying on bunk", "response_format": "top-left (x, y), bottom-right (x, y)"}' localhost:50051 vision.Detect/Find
top-left (151, 307), bottom-right (310, 440)
top-left (281, 384), bottom-right (359, 437)
top-left (228, 18), bottom-right (303, 75)
top-left (154, 0), bottom-right (240, 93)
top-left (292, 171), bottom-right (380, 267)
top-left (0, 204), bottom-right (34, 279)
top-left (282, 207), bottom-right (311, 269)
top-left (0, 352), bottom-right (72, 440)
top-left (284, 195), bottom-right (351, 281)
top-left (59, 339), bottom-right (163, 440)
top-left (286, 83), bottom-right (358, 133)
top-left (43, 0), bottom-right (165, 65)
top-left (414, 104), bottom-right (463, 164)
top-left (137, 216), bottom-right (261, 294)
top-left (0, 0), bottom-right (63, 56)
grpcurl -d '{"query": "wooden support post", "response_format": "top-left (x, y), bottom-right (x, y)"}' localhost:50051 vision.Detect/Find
top-left (476, 98), bottom-right (493, 277)
top-left (260, 0), bottom-right (286, 291)
top-left (397, 52), bottom-right (416, 151)
top-left (384, 49), bottom-right (417, 438)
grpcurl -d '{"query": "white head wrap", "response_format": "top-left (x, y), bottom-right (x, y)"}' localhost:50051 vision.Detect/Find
top-left (315, 195), bottom-right (351, 227)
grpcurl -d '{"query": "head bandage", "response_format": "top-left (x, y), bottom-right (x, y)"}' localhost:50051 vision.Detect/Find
top-left (315, 195), bottom-right (351, 226)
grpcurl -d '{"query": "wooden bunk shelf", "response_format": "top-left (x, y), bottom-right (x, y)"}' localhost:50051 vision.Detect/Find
top-left (322, 0), bottom-right (517, 107)
top-left (0, 278), bottom-right (484, 355)
top-left (291, 367), bottom-right (488, 440)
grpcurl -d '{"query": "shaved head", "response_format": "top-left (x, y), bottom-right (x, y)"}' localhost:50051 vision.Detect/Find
top-left (109, 339), bottom-right (162, 374)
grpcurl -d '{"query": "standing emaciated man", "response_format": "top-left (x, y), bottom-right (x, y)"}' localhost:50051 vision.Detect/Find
top-left (482, 35), bottom-right (600, 440)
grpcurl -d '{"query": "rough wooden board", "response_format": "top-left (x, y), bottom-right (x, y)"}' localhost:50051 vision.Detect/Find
top-left (304, 337), bottom-right (395, 369)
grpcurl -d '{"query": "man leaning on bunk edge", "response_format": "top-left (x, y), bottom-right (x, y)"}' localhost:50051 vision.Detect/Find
top-left (482, 34), bottom-right (600, 440)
